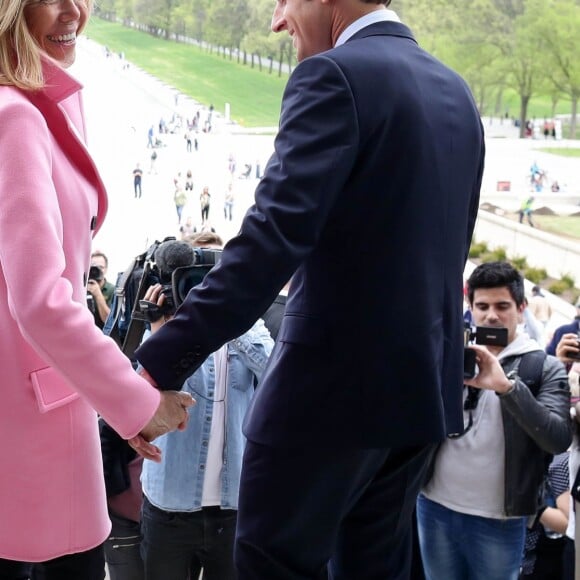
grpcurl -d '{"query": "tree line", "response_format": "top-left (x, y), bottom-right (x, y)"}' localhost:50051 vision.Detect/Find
top-left (94, 0), bottom-right (580, 138)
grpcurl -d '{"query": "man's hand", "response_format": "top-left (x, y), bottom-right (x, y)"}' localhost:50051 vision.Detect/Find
top-left (555, 333), bottom-right (580, 363)
top-left (142, 283), bottom-right (171, 333)
top-left (128, 391), bottom-right (195, 462)
top-left (464, 344), bottom-right (513, 394)
top-left (87, 279), bottom-right (103, 298)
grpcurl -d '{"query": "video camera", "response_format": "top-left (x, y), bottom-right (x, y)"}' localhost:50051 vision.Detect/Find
top-left (464, 324), bottom-right (508, 379)
top-left (136, 240), bottom-right (222, 323)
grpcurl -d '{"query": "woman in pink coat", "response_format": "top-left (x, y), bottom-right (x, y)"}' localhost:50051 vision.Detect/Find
top-left (0, 0), bottom-right (193, 578)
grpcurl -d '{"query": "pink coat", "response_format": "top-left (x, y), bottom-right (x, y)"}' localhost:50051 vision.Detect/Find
top-left (0, 59), bottom-right (161, 562)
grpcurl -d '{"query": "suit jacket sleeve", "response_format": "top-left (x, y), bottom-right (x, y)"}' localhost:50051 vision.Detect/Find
top-left (136, 55), bottom-right (359, 388)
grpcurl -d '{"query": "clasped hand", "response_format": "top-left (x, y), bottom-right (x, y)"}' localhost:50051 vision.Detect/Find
top-left (128, 283), bottom-right (195, 462)
top-left (129, 390), bottom-right (195, 462)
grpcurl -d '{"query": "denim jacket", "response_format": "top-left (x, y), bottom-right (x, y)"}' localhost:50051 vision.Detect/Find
top-left (141, 319), bottom-right (273, 511)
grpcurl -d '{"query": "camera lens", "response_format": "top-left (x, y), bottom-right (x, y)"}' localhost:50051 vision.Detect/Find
top-left (89, 265), bottom-right (103, 282)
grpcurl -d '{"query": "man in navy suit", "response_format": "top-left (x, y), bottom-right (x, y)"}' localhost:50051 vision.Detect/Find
top-left (132, 0), bottom-right (485, 577)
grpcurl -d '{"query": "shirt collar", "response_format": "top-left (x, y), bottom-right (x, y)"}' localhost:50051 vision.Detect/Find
top-left (335, 9), bottom-right (401, 47)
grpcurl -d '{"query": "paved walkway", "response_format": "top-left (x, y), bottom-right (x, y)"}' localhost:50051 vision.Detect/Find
top-left (72, 37), bottom-right (276, 277)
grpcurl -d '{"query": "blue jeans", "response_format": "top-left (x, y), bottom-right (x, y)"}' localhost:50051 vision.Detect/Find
top-left (141, 498), bottom-right (236, 580)
top-left (417, 495), bottom-right (526, 580)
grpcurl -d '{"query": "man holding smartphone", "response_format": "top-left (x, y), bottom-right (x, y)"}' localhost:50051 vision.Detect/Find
top-left (418, 261), bottom-right (572, 580)
top-left (546, 300), bottom-right (580, 363)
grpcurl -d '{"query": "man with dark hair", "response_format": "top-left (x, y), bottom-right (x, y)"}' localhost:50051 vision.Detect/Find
top-left (88, 250), bottom-right (115, 328)
top-left (418, 261), bottom-right (571, 580)
top-left (131, 0), bottom-right (485, 577)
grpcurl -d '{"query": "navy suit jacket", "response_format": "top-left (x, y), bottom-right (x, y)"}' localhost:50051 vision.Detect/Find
top-left (136, 22), bottom-right (485, 449)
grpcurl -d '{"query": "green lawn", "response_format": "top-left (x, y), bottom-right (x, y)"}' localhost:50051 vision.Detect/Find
top-left (493, 89), bottom-right (573, 121)
top-left (534, 215), bottom-right (580, 239)
top-left (87, 18), bottom-right (577, 129)
top-left (537, 148), bottom-right (580, 158)
top-left (85, 19), bottom-right (288, 127)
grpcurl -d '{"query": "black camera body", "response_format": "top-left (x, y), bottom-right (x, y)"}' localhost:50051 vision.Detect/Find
top-left (464, 325), bottom-right (509, 379)
top-left (138, 245), bottom-right (221, 323)
top-left (88, 265), bottom-right (104, 282)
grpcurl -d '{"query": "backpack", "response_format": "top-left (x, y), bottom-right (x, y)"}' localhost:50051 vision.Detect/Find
top-left (103, 238), bottom-right (171, 365)
top-left (503, 350), bottom-right (547, 397)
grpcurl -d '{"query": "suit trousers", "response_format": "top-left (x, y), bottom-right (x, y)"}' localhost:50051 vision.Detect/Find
top-left (235, 441), bottom-right (435, 580)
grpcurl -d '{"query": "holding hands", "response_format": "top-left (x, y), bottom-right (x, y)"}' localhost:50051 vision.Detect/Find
top-left (129, 285), bottom-right (195, 461)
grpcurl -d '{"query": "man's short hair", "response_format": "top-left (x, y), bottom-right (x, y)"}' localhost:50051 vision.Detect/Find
top-left (91, 251), bottom-right (109, 268)
top-left (467, 261), bottom-right (525, 307)
top-left (363, 0), bottom-right (392, 4)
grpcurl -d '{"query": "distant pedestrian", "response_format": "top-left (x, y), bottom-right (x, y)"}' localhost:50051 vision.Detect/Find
top-left (228, 153), bottom-right (236, 176)
top-left (149, 150), bottom-right (158, 174)
top-left (224, 183), bottom-right (234, 221)
top-left (529, 285), bottom-right (552, 328)
top-left (147, 125), bottom-right (154, 148)
top-left (174, 187), bottom-right (187, 224)
top-left (519, 196), bottom-right (535, 227)
top-left (185, 170), bottom-right (194, 192)
top-left (132, 163), bottom-right (143, 198)
top-left (184, 131), bottom-right (192, 153)
top-left (180, 216), bottom-right (196, 240)
top-left (200, 186), bottom-right (210, 225)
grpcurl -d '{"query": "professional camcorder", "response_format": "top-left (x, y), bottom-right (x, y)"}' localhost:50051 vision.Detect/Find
top-left (137, 239), bottom-right (221, 323)
top-left (463, 324), bottom-right (508, 379)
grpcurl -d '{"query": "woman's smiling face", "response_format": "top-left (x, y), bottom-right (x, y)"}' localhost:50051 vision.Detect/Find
top-left (24, 0), bottom-right (88, 68)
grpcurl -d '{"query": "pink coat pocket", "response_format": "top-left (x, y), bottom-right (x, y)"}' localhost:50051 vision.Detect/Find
top-left (30, 367), bottom-right (80, 413)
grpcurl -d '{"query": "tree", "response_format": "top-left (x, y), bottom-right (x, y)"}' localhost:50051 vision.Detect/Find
top-left (537, 0), bottom-right (580, 137)
top-left (206, 0), bottom-right (250, 50)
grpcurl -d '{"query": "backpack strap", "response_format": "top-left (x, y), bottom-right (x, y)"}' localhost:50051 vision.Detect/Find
top-left (513, 350), bottom-right (547, 398)
top-left (121, 260), bottom-right (155, 362)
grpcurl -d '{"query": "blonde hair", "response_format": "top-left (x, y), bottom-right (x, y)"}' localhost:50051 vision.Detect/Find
top-left (0, 0), bottom-right (92, 90)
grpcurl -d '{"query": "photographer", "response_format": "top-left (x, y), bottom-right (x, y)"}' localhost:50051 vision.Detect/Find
top-left (88, 251), bottom-right (115, 328)
top-left (417, 262), bottom-right (572, 580)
